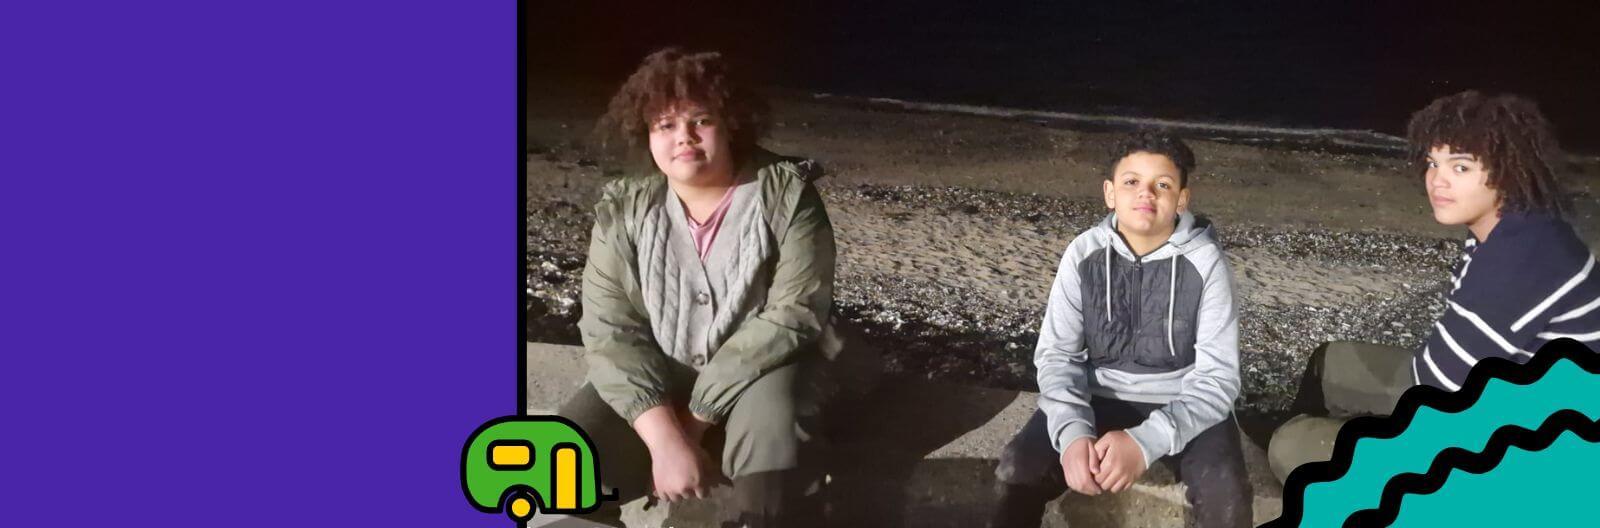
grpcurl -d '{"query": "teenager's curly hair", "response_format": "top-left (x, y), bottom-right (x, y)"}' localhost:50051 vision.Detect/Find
top-left (594, 48), bottom-right (770, 166)
top-left (1108, 130), bottom-right (1196, 187)
top-left (1406, 91), bottom-right (1568, 216)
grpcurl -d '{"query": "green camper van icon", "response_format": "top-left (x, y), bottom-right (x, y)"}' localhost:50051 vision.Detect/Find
top-left (461, 416), bottom-right (618, 523)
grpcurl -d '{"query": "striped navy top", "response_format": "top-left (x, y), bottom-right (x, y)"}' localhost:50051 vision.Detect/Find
top-left (1414, 212), bottom-right (1600, 391)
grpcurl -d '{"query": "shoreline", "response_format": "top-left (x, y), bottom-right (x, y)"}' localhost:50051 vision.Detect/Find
top-left (795, 91), bottom-right (1600, 161)
top-left (806, 92), bottom-right (1411, 157)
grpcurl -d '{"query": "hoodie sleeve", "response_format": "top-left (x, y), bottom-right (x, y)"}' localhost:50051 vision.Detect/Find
top-left (1124, 245), bottom-right (1241, 468)
top-left (1036, 239), bottom-right (1098, 453)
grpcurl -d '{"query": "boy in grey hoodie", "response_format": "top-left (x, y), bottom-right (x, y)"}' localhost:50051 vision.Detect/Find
top-left (989, 132), bottom-right (1251, 528)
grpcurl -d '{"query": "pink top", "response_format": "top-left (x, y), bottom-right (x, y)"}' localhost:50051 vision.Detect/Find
top-left (684, 185), bottom-right (738, 261)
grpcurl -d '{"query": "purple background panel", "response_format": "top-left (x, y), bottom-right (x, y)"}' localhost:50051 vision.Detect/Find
top-left (5, 2), bottom-right (516, 526)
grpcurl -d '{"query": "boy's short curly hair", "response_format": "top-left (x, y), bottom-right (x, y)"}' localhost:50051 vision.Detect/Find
top-left (594, 48), bottom-right (770, 165)
top-left (1108, 130), bottom-right (1196, 187)
top-left (1405, 91), bottom-right (1568, 216)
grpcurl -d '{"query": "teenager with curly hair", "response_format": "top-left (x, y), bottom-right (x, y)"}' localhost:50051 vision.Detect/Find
top-left (1268, 91), bottom-right (1599, 483)
top-left (560, 48), bottom-right (839, 527)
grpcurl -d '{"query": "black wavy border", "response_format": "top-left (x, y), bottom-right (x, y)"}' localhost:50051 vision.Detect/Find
top-left (1345, 408), bottom-right (1600, 526)
top-left (1265, 338), bottom-right (1600, 527)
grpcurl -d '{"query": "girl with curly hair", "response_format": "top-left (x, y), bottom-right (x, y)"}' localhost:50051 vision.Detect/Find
top-left (558, 48), bottom-right (840, 527)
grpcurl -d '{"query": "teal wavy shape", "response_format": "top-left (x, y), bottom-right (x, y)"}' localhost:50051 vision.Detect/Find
top-left (1271, 339), bottom-right (1600, 527)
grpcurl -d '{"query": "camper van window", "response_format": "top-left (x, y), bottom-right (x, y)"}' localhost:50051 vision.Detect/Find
top-left (488, 440), bottom-right (534, 470)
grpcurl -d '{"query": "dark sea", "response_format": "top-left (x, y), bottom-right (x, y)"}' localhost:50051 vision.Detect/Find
top-left (531, 1), bottom-right (1600, 153)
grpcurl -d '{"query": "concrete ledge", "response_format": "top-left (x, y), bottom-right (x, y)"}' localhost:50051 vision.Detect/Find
top-left (526, 342), bottom-right (1282, 527)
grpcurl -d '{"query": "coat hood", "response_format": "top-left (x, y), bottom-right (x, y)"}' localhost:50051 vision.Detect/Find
top-left (1090, 210), bottom-right (1218, 261)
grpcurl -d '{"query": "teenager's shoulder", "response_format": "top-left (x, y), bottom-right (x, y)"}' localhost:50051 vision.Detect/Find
top-left (588, 173), bottom-right (666, 239)
top-left (1456, 214), bottom-right (1594, 307)
top-left (595, 172), bottom-right (662, 207)
top-left (1176, 231), bottom-right (1228, 272)
top-left (746, 148), bottom-right (823, 191)
top-left (1479, 213), bottom-right (1592, 268)
top-left (1062, 222), bottom-right (1116, 262)
top-left (753, 149), bottom-right (825, 183)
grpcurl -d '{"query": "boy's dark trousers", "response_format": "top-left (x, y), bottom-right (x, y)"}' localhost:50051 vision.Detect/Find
top-left (989, 399), bottom-right (1253, 528)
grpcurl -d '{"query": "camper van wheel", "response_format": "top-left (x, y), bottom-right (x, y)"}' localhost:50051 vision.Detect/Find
top-left (506, 491), bottom-right (535, 522)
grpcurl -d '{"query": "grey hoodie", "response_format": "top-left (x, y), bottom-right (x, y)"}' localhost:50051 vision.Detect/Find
top-left (1035, 211), bottom-right (1241, 468)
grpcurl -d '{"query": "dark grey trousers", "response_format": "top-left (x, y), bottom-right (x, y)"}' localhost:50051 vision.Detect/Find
top-left (990, 399), bottom-right (1253, 528)
top-left (558, 362), bottom-right (825, 527)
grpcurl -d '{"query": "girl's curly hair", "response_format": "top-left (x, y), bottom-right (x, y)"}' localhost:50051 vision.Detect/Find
top-left (594, 48), bottom-right (770, 166)
top-left (1405, 91), bottom-right (1568, 217)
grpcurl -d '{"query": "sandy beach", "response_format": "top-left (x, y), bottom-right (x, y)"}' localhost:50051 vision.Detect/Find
top-left (526, 82), bottom-right (1600, 416)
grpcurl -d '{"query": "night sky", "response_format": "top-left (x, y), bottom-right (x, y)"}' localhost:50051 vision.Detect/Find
top-left (529, 1), bottom-right (1600, 152)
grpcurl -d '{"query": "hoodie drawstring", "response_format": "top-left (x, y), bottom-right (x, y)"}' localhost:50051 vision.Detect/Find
top-left (1104, 235), bottom-right (1113, 322)
top-left (1168, 253), bottom-right (1178, 356)
top-left (1100, 212), bottom-right (1195, 357)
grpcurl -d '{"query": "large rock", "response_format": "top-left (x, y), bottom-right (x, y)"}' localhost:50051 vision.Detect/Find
top-left (525, 342), bottom-right (1282, 527)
